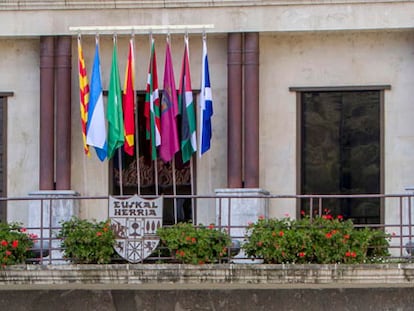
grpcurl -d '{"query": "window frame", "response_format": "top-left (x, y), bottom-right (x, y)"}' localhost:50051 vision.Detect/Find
top-left (0, 92), bottom-right (12, 222)
top-left (291, 85), bottom-right (389, 224)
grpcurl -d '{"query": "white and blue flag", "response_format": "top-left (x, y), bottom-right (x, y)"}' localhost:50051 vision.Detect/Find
top-left (86, 38), bottom-right (107, 161)
top-left (199, 36), bottom-right (213, 156)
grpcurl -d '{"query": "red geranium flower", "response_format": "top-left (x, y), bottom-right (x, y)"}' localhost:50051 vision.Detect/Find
top-left (1, 240), bottom-right (7, 247)
top-left (299, 252), bottom-right (305, 257)
top-left (11, 240), bottom-right (18, 249)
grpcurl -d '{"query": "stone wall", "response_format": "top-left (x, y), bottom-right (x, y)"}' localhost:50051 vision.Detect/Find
top-left (1, 264), bottom-right (414, 310)
top-left (1, 288), bottom-right (414, 310)
top-left (2, 263), bottom-right (414, 286)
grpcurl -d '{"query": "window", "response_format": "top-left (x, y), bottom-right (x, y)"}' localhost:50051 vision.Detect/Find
top-left (111, 93), bottom-right (193, 225)
top-left (296, 88), bottom-right (386, 224)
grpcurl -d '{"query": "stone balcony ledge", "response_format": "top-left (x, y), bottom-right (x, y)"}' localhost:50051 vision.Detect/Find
top-left (1, 263), bottom-right (414, 289)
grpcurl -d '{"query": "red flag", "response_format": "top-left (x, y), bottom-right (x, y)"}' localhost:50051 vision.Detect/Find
top-left (123, 38), bottom-right (135, 156)
top-left (159, 40), bottom-right (179, 162)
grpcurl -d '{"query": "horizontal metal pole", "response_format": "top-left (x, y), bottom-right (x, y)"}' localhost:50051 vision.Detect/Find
top-left (69, 24), bottom-right (215, 35)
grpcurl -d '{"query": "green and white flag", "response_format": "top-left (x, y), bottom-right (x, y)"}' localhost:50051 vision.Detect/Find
top-left (178, 36), bottom-right (197, 163)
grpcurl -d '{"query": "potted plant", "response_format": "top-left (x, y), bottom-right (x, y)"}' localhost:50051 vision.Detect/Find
top-left (0, 223), bottom-right (34, 267)
top-left (157, 222), bottom-right (231, 264)
top-left (58, 217), bottom-right (115, 264)
top-left (242, 212), bottom-right (390, 264)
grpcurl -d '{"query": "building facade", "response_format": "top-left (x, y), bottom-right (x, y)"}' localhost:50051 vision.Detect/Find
top-left (0, 1), bottom-right (414, 231)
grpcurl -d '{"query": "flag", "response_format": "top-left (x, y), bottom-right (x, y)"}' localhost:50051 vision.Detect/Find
top-left (107, 39), bottom-right (124, 159)
top-left (77, 37), bottom-right (90, 156)
top-left (123, 38), bottom-right (135, 156)
top-left (199, 36), bottom-right (213, 156)
top-left (159, 40), bottom-right (179, 163)
top-left (86, 38), bottom-right (107, 161)
top-left (178, 36), bottom-right (197, 163)
top-left (144, 38), bottom-right (161, 160)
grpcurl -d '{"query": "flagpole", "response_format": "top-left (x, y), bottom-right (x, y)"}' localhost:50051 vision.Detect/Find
top-left (149, 33), bottom-right (160, 197)
top-left (172, 159), bottom-right (178, 224)
top-left (133, 110), bottom-right (141, 196)
top-left (118, 148), bottom-right (123, 196)
top-left (163, 32), bottom-right (178, 223)
top-left (190, 157), bottom-right (195, 224)
top-left (154, 160), bottom-right (159, 196)
top-left (114, 31), bottom-right (124, 196)
top-left (199, 33), bottom-right (206, 157)
top-left (129, 34), bottom-right (141, 196)
top-left (187, 33), bottom-right (195, 223)
top-left (77, 34), bottom-right (91, 197)
top-left (169, 33), bottom-right (178, 224)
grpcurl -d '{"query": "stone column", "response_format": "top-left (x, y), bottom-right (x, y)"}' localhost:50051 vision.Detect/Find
top-left (32, 36), bottom-right (77, 264)
top-left (39, 36), bottom-right (55, 190)
top-left (55, 36), bottom-right (72, 190)
top-left (215, 188), bottom-right (269, 263)
top-left (218, 33), bottom-right (266, 263)
top-left (227, 33), bottom-right (243, 188)
top-left (244, 32), bottom-right (260, 188)
top-left (28, 190), bottom-right (79, 263)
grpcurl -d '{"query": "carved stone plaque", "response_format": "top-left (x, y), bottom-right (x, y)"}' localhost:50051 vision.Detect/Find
top-left (109, 195), bottom-right (163, 263)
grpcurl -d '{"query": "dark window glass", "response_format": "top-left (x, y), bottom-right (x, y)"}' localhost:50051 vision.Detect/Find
top-left (301, 91), bottom-right (381, 224)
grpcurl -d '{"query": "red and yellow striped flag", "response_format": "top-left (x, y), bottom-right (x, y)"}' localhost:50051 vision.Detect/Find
top-left (77, 36), bottom-right (90, 156)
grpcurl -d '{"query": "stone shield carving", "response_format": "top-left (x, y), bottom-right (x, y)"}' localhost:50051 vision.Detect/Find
top-left (109, 195), bottom-right (163, 263)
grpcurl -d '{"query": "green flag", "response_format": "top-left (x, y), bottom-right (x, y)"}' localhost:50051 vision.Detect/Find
top-left (107, 40), bottom-right (124, 159)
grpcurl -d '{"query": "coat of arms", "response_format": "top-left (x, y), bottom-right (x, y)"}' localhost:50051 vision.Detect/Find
top-left (109, 195), bottom-right (163, 263)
